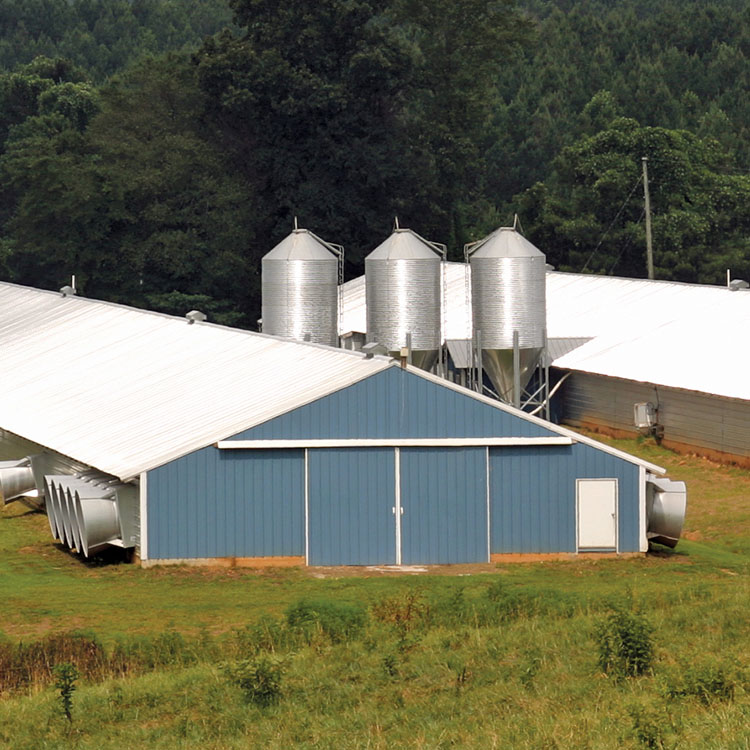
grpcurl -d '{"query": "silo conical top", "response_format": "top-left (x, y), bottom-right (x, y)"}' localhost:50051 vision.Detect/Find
top-left (261, 228), bottom-right (341, 346)
top-left (365, 228), bottom-right (444, 371)
top-left (263, 228), bottom-right (340, 261)
top-left (470, 226), bottom-right (545, 259)
top-left (366, 228), bottom-right (443, 261)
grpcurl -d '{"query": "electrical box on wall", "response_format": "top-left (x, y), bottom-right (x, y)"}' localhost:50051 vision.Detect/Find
top-left (634, 402), bottom-right (663, 439)
top-left (634, 402), bottom-right (657, 429)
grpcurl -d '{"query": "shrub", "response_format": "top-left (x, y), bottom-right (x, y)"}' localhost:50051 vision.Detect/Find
top-left (595, 607), bottom-right (654, 678)
top-left (233, 615), bottom-right (289, 655)
top-left (372, 591), bottom-right (429, 633)
top-left (372, 591), bottom-right (429, 651)
top-left (53, 662), bottom-right (79, 722)
top-left (665, 663), bottom-right (737, 704)
top-left (226, 656), bottom-right (284, 707)
top-left (285, 599), bottom-right (368, 644)
top-left (628, 705), bottom-right (673, 749)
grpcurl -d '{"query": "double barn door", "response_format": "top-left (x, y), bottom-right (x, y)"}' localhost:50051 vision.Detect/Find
top-left (307, 447), bottom-right (488, 566)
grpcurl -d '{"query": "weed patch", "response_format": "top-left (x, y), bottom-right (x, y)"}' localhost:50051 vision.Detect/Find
top-left (286, 598), bottom-right (368, 644)
top-left (595, 607), bottom-right (654, 678)
top-left (664, 662), bottom-right (740, 704)
top-left (224, 655), bottom-right (284, 707)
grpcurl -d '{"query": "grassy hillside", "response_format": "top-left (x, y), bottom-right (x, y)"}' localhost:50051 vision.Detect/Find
top-left (0, 434), bottom-right (748, 749)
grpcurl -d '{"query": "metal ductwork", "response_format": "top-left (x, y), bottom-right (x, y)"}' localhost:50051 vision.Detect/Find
top-left (44, 476), bottom-right (63, 540)
top-left (0, 459), bottom-right (36, 504)
top-left (646, 476), bottom-right (687, 548)
top-left (43, 473), bottom-right (138, 558)
top-left (72, 482), bottom-right (121, 557)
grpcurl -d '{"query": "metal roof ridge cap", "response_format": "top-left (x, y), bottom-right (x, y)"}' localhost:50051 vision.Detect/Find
top-left (402, 364), bottom-right (667, 475)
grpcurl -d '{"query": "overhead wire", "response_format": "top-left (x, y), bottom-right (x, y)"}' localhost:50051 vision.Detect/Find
top-left (581, 173), bottom-right (644, 272)
top-left (607, 208), bottom-right (645, 275)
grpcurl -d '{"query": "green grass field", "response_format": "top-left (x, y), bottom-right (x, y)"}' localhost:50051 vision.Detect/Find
top-left (1, 434), bottom-right (748, 749)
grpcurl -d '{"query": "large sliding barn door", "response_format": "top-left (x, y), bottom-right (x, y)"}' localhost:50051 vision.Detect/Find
top-left (307, 448), bottom-right (396, 565)
top-left (399, 447), bottom-right (488, 565)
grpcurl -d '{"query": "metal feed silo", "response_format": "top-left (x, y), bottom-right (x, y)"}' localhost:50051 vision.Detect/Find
top-left (468, 227), bottom-right (546, 404)
top-left (365, 227), bottom-right (445, 371)
top-left (261, 227), bottom-right (342, 346)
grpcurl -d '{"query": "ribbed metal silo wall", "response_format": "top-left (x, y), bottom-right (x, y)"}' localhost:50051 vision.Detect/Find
top-left (262, 258), bottom-right (338, 345)
top-left (488, 443), bottom-right (640, 553)
top-left (147, 447), bottom-right (304, 561)
top-left (366, 258), bottom-right (441, 354)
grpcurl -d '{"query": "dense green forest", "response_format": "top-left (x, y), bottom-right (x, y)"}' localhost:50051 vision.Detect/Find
top-left (1, 0), bottom-right (749, 325)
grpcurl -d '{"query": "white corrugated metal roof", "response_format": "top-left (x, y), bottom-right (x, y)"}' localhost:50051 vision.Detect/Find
top-left (0, 283), bottom-right (392, 480)
top-left (340, 265), bottom-right (750, 401)
top-left (546, 274), bottom-right (750, 400)
top-left (0, 280), bottom-right (665, 479)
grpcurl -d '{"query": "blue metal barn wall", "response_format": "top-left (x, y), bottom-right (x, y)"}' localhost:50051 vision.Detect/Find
top-left (147, 448), bottom-right (304, 560)
top-left (489, 443), bottom-right (640, 553)
top-left (146, 368), bottom-right (643, 562)
top-left (231, 368), bottom-right (557, 440)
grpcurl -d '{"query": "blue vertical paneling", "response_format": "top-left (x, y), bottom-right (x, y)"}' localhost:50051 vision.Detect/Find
top-left (489, 443), bottom-right (640, 553)
top-left (308, 448), bottom-right (396, 565)
top-left (231, 368), bottom-right (557, 440)
top-left (148, 448), bottom-right (304, 559)
top-left (400, 448), bottom-right (488, 564)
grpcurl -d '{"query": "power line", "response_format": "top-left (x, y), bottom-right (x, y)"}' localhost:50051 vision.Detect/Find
top-left (581, 173), bottom-right (644, 273)
top-left (607, 208), bottom-right (645, 275)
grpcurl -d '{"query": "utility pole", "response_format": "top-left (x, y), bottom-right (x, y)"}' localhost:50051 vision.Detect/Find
top-left (642, 156), bottom-right (654, 280)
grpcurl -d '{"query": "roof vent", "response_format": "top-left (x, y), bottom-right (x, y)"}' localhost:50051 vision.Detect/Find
top-left (186, 310), bottom-right (207, 324)
top-left (728, 279), bottom-right (749, 291)
top-left (60, 274), bottom-right (77, 297)
top-left (361, 342), bottom-right (388, 359)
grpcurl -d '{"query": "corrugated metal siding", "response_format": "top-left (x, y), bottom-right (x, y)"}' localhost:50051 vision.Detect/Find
top-left (147, 448), bottom-right (304, 560)
top-left (560, 372), bottom-right (750, 458)
top-left (489, 443), bottom-right (640, 553)
top-left (400, 448), bottom-right (488, 564)
top-left (234, 369), bottom-right (556, 441)
top-left (308, 448), bottom-right (396, 565)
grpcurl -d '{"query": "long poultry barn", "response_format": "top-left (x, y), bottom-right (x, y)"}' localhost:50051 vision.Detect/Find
top-left (340, 251), bottom-right (750, 467)
top-left (0, 281), bottom-right (683, 566)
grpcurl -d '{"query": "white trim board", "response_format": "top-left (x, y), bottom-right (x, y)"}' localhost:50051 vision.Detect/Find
top-left (217, 437), bottom-right (574, 450)
top-left (138, 471), bottom-right (148, 560)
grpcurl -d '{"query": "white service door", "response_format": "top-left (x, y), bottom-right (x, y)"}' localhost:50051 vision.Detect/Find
top-left (577, 479), bottom-right (618, 550)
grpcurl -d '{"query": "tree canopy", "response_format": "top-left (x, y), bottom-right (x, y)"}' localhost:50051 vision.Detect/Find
top-left (1, 0), bottom-right (749, 324)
